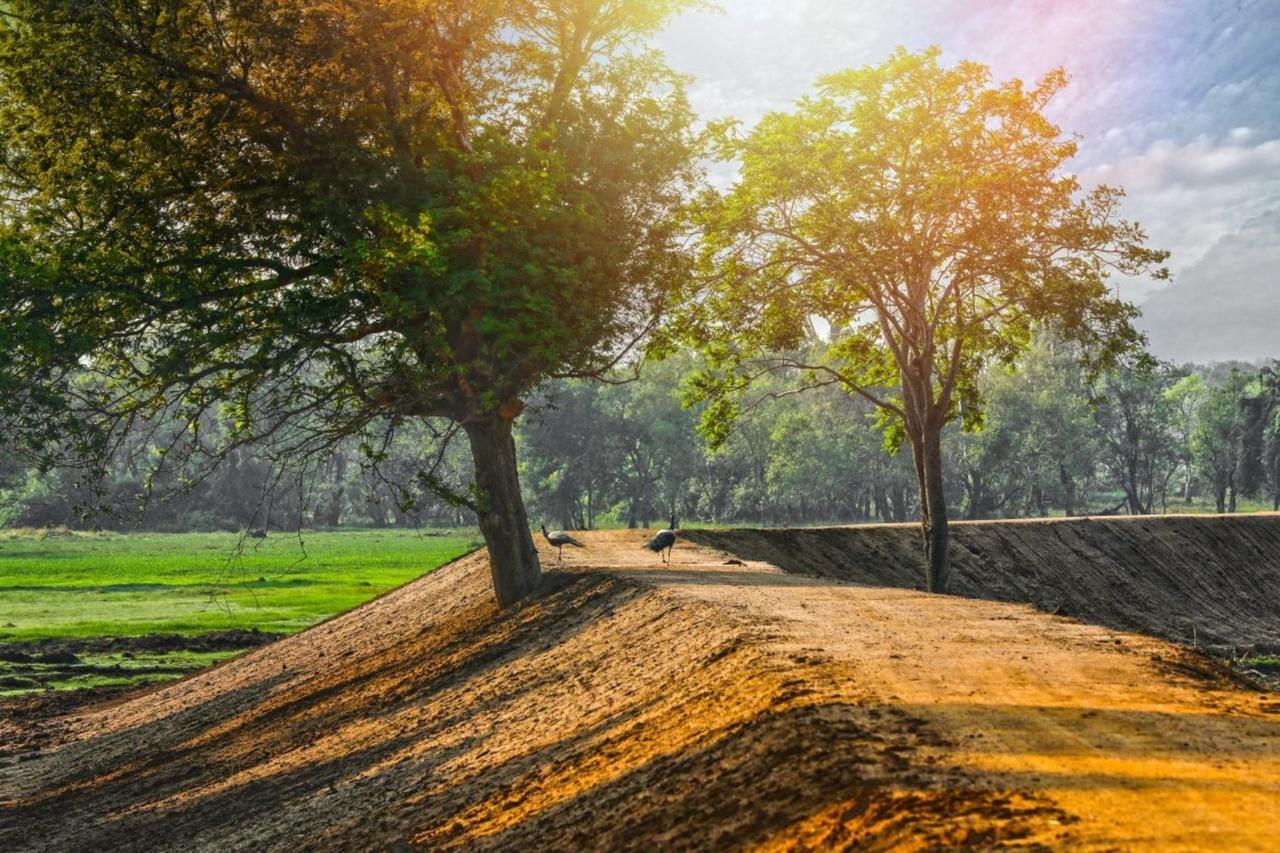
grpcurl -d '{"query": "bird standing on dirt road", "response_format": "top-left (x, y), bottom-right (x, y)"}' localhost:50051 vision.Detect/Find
top-left (644, 515), bottom-right (679, 564)
top-left (541, 524), bottom-right (585, 561)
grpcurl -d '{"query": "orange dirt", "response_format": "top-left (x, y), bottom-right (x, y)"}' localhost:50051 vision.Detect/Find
top-left (1, 528), bottom-right (1278, 850)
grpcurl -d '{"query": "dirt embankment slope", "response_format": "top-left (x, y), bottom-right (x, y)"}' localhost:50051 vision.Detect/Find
top-left (1, 523), bottom-right (1278, 851)
top-left (0, 541), bottom-right (1064, 851)
top-left (687, 513), bottom-right (1280, 655)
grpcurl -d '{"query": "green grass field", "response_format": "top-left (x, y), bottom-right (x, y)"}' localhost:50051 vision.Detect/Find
top-left (0, 528), bottom-right (481, 642)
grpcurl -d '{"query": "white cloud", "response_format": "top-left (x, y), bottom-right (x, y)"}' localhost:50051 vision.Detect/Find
top-left (657, 0), bottom-right (896, 127)
top-left (1085, 136), bottom-right (1280, 192)
top-left (1078, 134), bottom-right (1280, 299)
top-left (1139, 210), bottom-right (1280, 363)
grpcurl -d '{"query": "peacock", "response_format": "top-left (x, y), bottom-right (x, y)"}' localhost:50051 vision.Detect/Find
top-left (541, 524), bottom-right (585, 561)
top-left (643, 515), bottom-right (678, 563)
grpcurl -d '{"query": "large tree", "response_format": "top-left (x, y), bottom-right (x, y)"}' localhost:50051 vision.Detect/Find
top-left (953, 335), bottom-right (1102, 519)
top-left (1093, 365), bottom-right (1180, 515)
top-left (0, 0), bottom-right (700, 606)
top-left (1165, 373), bottom-right (1208, 503)
top-left (520, 379), bottom-right (620, 531)
top-left (685, 48), bottom-right (1167, 592)
top-left (1192, 371), bottom-right (1249, 514)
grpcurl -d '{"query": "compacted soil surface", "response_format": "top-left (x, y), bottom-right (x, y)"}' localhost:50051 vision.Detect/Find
top-left (1, 524), bottom-right (1278, 850)
top-left (687, 514), bottom-right (1280, 656)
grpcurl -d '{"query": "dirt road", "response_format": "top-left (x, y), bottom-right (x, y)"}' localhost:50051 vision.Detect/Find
top-left (0, 528), bottom-right (1277, 850)
top-left (598, 531), bottom-right (1280, 850)
top-left (687, 515), bottom-right (1280, 655)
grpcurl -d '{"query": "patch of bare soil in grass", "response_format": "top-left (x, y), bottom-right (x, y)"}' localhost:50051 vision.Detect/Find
top-left (0, 629), bottom-right (285, 660)
top-left (0, 686), bottom-right (141, 756)
top-left (0, 630), bottom-right (284, 709)
top-left (0, 631), bottom-right (286, 758)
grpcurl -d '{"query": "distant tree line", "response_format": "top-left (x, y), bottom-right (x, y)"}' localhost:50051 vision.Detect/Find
top-left (520, 339), bottom-right (1280, 528)
top-left (3, 337), bottom-right (1276, 532)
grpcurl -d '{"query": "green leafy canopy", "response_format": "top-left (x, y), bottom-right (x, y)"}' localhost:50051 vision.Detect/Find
top-left (0, 0), bottom-right (704, 477)
top-left (682, 46), bottom-right (1169, 451)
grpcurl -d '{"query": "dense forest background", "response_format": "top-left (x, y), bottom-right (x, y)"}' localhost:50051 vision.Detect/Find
top-left (2, 333), bottom-right (1278, 532)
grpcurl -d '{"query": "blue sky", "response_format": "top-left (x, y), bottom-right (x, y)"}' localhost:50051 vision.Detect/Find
top-left (656, 0), bottom-right (1280, 333)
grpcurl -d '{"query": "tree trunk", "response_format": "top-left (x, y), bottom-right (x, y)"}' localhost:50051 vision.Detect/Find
top-left (1032, 482), bottom-right (1048, 518)
top-left (873, 488), bottom-right (892, 522)
top-left (911, 436), bottom-right (928, 527)
top-left (369, 493), bottom-right (390, 528)
top-left (317, 452), bottom-right (347, 528)
top-left (913, 428), bottom-right (951, 594)
top-left (963, 472), bottom-right (983, 520)
top-left (1124, 452), bottom-right (1144, 515)
top-left (463, 414), bottom-right (542, 608)
top-left (1060, 463), bottom-right (1076, 517)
